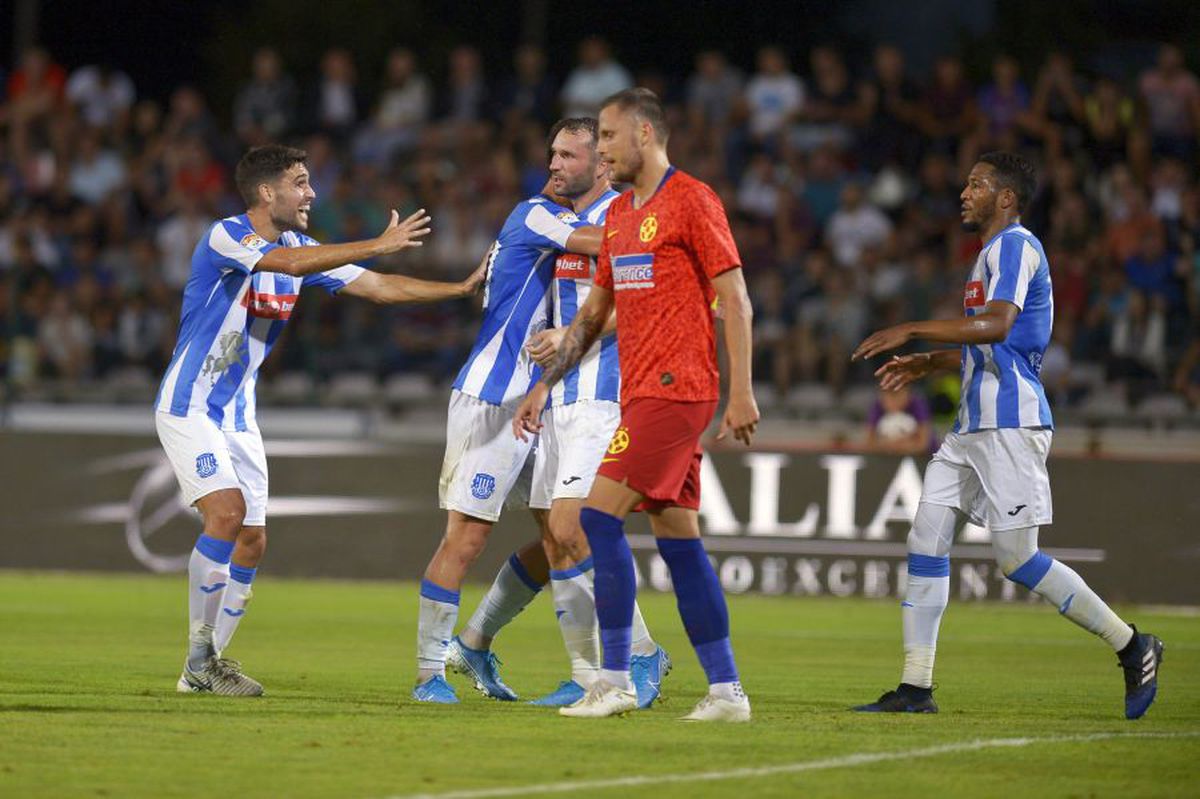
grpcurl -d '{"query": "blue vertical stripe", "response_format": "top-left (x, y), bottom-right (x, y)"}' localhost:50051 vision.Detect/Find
top-left (597, 336), bottom-right (620, 402)
top-left (479, 252), bottom-right (554, 403)
top-left (990, 235), bottom-right (1023, 304)
top-left (559, 278), bottom-right (580, 403)
top-left (966, 345), bottom-right (985, 432)
top-left (170, 275), bottom-right (244, 416)
top-left (992, 345), bottom-right (1020, 428)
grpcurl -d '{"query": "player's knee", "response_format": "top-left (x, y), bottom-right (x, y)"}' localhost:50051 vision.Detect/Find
top-left (992, 529), bottom-right (1039, 576)
top-left (444, 519), bottom-right (490, 562)
top-left (203, 494), bottom-right (246, 537)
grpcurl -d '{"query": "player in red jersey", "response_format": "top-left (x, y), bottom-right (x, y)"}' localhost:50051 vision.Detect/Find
top-left (514, 88), bottom-right (759, 721)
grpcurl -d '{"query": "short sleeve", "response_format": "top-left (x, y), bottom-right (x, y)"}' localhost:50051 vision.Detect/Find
top-left (686, 184), bottom-right (741, 279)
top-left (516, 202), bottom-right (576, 250)
top-left (206, 219), bottom-right (280, 274)
top-left (303, 264), bottom-right (365, 295)
top-left (985, 234), bottom-right (1038, 309)
top-left (594, 227), bottom-right (613, 290)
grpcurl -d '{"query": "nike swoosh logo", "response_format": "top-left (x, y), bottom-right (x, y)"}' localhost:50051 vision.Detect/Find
top-left (200, 582), bottom-right (227, 594)
top-left (222, 608), bottom-right (246, 617)
top-left (607, 229), bottom-right (620, 238)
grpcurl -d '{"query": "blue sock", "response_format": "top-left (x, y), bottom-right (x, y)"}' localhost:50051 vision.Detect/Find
top-left (580, 508), bottom-right (635, 673)
top-left (656, 537), bottom-right (739, 684)
top-left (229, 564), bottom-right (257, 585)
top-left (195, 534), bottom-right (234, 564)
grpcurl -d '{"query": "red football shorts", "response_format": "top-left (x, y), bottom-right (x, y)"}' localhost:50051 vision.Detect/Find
top-left (596, 397), bottom-right (719, 510)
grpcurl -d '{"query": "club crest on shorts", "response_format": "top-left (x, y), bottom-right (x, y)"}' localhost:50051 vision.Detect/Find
top-left (607, 427), bottom-right (630, 455)
top-left (471, 472), bottom-right (496, 500)
top-left (195, 453), bottom-right (218, 478)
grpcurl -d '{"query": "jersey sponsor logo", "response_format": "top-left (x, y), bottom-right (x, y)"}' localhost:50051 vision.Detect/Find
top-left (242, 287), bottom-right (298, 320)
top-left (964, 280), bottom-right (985, 308)
top-left (195, 453), bottom-right (218, 478)
top-left (240, 233), bottom-right (268, 250)
top-left (639, 213), bottom-right (658, 243)
top-left (607, 426), bottom-right (630, 455)
top-left (612, 254), bottom-right (655, 291)
top-left (471, 472), bottom-right (497, 500)
top-left (201, 331), bottom-right (248, 383)
top-left (555, 253), bottom-right (590, 280)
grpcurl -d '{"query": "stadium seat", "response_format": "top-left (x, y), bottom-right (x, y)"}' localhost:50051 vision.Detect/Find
top-left (786, 383), bottom-right (836, 417)
top-left (1134, 393), bottom-right (1189, 425)
top-left (383, 373), bottom-right (435, 405)
top-left (326, 372), bottom-right (380, 406)
top-left (265, 371), bottom-right (317, 405)
top-left (1079, 386), bottom-right (1130, 425)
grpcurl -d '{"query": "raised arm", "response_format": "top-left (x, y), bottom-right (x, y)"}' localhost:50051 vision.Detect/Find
top-left (872, 349), bottom-right (961, 391)
top-left (711, 267), bottom-right (759, 445)
top-left (257, 209), bottom-right (430, 277)
top-left (565, 225), bottom-right (602, 257)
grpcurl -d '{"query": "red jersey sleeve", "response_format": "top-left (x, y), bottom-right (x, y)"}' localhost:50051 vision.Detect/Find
top-left (594, 219), bottom-right (614, 290)
top-left (686, 183), bottom-right (741, 280)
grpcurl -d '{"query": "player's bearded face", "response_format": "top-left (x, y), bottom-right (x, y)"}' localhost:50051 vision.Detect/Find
top-left (598, 107), bottom-right (642, 184)
top-left (270, 165), bottom-right (315, 232)
top-left (960, 164), bottom-right (997, 232)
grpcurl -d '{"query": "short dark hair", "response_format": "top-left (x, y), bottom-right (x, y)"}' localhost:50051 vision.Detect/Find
top-left (235, 144), bottom-right (308, 206)
top-left (546, 117), bottom-right (598, 160)
top-left (600, 87), bottom-right (669, 142)
top-left (978, 151), bottom-right (1037, 213)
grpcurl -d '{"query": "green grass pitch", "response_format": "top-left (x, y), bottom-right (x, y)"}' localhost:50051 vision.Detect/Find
top-left (1, 571), bottom-right (1197, 798)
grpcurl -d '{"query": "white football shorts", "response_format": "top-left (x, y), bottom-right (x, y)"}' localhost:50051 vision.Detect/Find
top-left (439, 390), bottom-right (536, 522)
top-left (530, 399), bottom-right (621, 510)
top-left (155, 411), bottom-right (269, 526)
top-left (921, 427), bottom-right (1053, 532)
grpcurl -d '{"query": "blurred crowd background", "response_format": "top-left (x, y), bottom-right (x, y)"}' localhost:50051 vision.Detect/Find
top-left (3, 31), bottom-right (1200, 439)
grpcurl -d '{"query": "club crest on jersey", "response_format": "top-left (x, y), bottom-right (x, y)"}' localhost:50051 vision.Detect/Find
top-left (196, 453), bottom-right (218, 478)
top-left (964, 280), bottom-right (985, 309)
top-left (471, 473), bottom-right (496, 500)
top-left (639, 213), bottom-right (658, 243)
top-left (555, 253), bottom-right (590, 279)
top-left (607, 427), bottom-right (630, 455)
top-left (555, 210), bottom-right (580, 223)
top-left (240, 233), bottom-right (268, 250)
top-left (612, 254), bottom-right (655, 291)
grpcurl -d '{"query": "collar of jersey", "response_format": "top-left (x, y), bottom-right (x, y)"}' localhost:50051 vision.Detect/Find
top-left (982, 220), bottom-right (1022, 250)
top-left (632, 165), bottom-right (675, 210)
top-left (578, 187), bottom-right (620, 222)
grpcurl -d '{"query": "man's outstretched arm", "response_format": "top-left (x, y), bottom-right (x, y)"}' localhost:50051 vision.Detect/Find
top-left (257, 209), bottom-right (430, 277)
top-left (852, 301), bottom-right (1019, 362)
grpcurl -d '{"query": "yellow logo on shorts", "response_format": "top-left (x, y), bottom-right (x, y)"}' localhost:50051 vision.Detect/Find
top-left (607, 426), bottom-right (630, 455)
top-left (639, 214), bottom-right (658, 243)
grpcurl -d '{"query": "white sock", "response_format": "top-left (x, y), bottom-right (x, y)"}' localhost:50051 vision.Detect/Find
top-left (214, 564), bottom-right (256, 654)
top-left (550, 566), bottom-right (601, 687)
top-left (187, 535), bottom-right (232, 670)
top-left (901, 572), bottom-right (949, 689)
top-left (709, 681), bottom-right (747, 701)
top-left (1030, 560), bottom-right (1134, 651)
top-left (600, 668), bottom-right (634, 691)
top-left (417, 580), bottom-right (460, 680)
top-left (630, 601), bottom-right (658, 657)
top-left (463, 553), bottom-right (542, 647)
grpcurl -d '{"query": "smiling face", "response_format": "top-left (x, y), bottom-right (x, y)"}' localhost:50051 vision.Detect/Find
top-left (265, 162), bottom-right (316, 232)
top-left (597, 104), bottom-right (644, 184)
top-left (548, 127), bottom-right (601, 199)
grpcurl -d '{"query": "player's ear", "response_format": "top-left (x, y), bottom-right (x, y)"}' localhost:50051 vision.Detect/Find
top-left (258, 182), bottom-right (274, 206)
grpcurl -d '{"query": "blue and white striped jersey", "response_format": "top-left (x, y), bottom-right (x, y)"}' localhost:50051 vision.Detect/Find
top-left (955, 222), bottom-right (1054, 433)
top-left (155, 215), bottom-right (363, 431)
top-left (548, 188), bottom-right (620, 407)
top-left (452, 195), bottom-right (580, 406)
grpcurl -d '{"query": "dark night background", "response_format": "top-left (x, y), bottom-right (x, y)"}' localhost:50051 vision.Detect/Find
top-left (7, 0), bottom-right (1200, 109)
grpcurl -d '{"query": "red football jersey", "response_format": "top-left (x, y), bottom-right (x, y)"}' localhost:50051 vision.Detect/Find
top-left (595, 168), bottom-right (741, 403)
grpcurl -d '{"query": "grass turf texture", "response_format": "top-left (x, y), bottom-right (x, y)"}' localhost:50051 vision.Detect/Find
top-left (1, 572), bottom-right (1197, 798)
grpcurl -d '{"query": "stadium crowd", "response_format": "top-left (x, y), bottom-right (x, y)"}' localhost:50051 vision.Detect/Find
top-left (2, 38), bottom-right (1200, 422)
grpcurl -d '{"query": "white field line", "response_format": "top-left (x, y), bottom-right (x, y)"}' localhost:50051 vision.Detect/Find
top-left (385, 730), bottom-right (1200, 799)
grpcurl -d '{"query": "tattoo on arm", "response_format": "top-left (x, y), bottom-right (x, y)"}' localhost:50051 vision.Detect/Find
top-left (540, 313), bottom-right (603, 387)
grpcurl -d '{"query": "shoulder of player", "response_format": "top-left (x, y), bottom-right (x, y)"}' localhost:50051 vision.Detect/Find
top-left (670, 171), bottom-right (724, 209)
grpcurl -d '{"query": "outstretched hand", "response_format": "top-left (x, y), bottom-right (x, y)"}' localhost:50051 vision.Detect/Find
top-left (852, 323), bottom-right (913, 362)
top-left (873, 353), bottom-right (933, 391)
top-left (377, 209), bottom-right (431, 254)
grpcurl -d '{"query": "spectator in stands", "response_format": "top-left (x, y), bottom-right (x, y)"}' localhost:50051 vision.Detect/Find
top-left (1084, 76), bottom-right (1142, 172)
top-left (234, 47), bottom-right (298, 146)
top-left (354, 48), bottom-right (431, 165)
top-left (1138, 44), bottom-right (1200, 161)
top-left (66, 64), bottom-right (135, 133)
top-left (308, 48), bottom-right (361, 142)
top-left (560, 37), bottom-right (632, 117)
top-left (857, 44), bottom-right (922, 170)
top-left (1109, 290), bottom-right (1167, 400)
top-left (442, 46), bottom-right (488, 125)
top-left (865, 384), bottom-right (934, 456)
top-left (1124, 226), bottom-right (1180, 309)
top-left (918, 56), bottom-right (976, 163)
top-left (687, 50), bottom-right (744, 132)
top-left (826, 181), bottom-right (892, 268)
top-left (38, 293), bottom-right (92, 380)
top-left (68, 129), bottom-right (127, 205)
top-left (1028, 51), bottom-right (1087, 155)
top-left (794, 45), bottom-right (856, 152)
top-left (6, 47), bottom-right (66, 127)
top-left (796, 265), bottom-right (866, 393)
top-left (745, 46), bottom-right (805, 149)
top-left (493, 44), bottom-right (557, 127)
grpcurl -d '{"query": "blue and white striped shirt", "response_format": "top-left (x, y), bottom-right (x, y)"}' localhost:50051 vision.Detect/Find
top-left (548, 189), bottom-right (620, 407)
top-left (452, 196), bottom-right (579, 406)
top-left (156, 215), bottom-right (363, 431)
top-left (955, 223), bottom-right (1054, 433)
